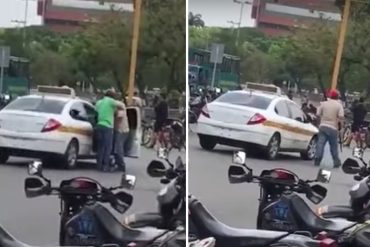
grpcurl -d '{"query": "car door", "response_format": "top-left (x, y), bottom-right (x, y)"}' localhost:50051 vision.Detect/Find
top-left (82, 102), bottom-right (97, 155)
top-left (287, 102), bottom-right (311, 149)
top-left (273, 100), bottom-right (293, 149)
top-left (68, 101), bottom-right (93, 155)
top-left (125, 106), bottom-right (141, 158)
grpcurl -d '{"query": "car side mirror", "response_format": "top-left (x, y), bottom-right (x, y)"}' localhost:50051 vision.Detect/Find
top-left (316, 169), bottom-right (331, 183)
top-left (24, 177), bottom-right (49, 198)
top-left (157, 148), bottom-right (169, 160)
top-left (228, 165), bottom-right (248, 184)
top-left (307, 184), bottom-right (327, 204)
top-left (295, 117), bottom-right (303, 122)
top-left (232, 151), bottom-right (246, 165)
top-left (121, 174), bottom-right (136, 190)
top-left (147, 160), bottom-right (167, 177)
top-left (70, 109), bottom-right (80, 118)
top-left (28, 161), bottom-right (43, 177)
top-left (342, 158), bottom-right (361, 174)
top-left (353, 147), bottom-right (364, 159)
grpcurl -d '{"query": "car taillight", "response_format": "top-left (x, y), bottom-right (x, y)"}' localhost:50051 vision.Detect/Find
top-left (42, 119), bottom-right (61, 132)
top-left (200, 105), bottom-right (210, 118)
top-left (247, 113), bottom-right (266, 125)
top-left (319, 238), bottom-right (337, 247)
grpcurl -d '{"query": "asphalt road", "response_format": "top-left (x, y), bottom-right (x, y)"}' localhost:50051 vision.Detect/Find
top-left (0, 147), bottom-right (185, 246)
top-left (188, 130), bottom-right (362, 229)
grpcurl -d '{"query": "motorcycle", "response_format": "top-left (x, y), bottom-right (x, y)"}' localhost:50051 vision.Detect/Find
top-left (227, 150), bottom-right (358, 238)
top-left (188, 194), bottom-right (337, 247)
top-left (317, 151), bottom-right (370, 223)
top-left (123, 148), bottom-right (186, 230)
top-left (24, 161), bottom-right (185, 247)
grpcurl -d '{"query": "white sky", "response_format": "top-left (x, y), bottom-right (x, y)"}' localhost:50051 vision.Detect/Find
top-left (189, 0), bottom-right (255, 27)
top-left (0, 0), bottom-right (41, 28)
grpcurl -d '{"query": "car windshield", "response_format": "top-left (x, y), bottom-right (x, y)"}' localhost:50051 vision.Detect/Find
top-left (4, 97), bottom-right (66, 114)
top-left (215, 92), bottom-right (272, 110)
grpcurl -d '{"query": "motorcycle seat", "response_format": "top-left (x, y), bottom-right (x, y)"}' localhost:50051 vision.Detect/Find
top-left (321, 205), bottom-right (355, 220)
top-left (289, 194), bottom-right (356, 234)
top-left (189, 197), bottom-right (293, 246)
top-left (91, 204), bottom-right (167, 242)
top-left (123, 212), bottom-right (163, 228)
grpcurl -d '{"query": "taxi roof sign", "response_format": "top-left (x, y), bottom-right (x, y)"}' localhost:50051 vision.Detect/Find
top-left (37, 86), bottom-right (76, 98)
top-left (245, 82), bottom-right (282, 96)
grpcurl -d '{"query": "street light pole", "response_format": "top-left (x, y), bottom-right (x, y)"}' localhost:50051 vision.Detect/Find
top-left (331, 0), bottom-right (351, 90)
top-left (233, 0), bottom-right (251, 45)
top-left (127, 0), bottom-right (142, 106)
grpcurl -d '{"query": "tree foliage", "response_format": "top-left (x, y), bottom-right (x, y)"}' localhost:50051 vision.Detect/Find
top-left (0, 0), bottom-right (185, 94)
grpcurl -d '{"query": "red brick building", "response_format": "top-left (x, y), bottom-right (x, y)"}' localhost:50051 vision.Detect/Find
top-left (37, 0), bottom-right (133, 32)
top-left (251, 0), bottom-right (341, 36)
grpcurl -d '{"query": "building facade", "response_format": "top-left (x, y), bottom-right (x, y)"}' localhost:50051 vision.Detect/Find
top-left (37, 0), bottom-right (133, 32)
top-left (251, 0), bottom-right (341, 36)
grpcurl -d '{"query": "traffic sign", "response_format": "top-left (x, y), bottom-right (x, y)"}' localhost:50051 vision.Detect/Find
top-left (0, 46), bottom-right (10, 68)
top-left (210, 43), bottom-right (224, 64)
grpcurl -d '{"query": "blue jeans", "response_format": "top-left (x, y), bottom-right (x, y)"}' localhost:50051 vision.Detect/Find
top-left (113, 130), bottom-right (129, 171)
top-left (96, 125), bottom-right (113, 171)
top-left (315, 126), bottom-right (341, 167)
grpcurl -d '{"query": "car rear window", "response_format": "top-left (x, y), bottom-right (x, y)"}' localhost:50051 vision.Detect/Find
top-left (215, 92), bottom-right (272, 109)
top-left (4, 97), bottom-right (66, 114)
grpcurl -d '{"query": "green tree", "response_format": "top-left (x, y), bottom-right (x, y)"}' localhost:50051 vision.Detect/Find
top-left (188, 12), bottom-right (205, 27)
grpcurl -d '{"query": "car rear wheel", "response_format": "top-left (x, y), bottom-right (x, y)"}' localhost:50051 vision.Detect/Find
top-left (0, 149), bottom-right (9, 164)
top-left (301, 136), bottom-right (317, 160)
top-left (199, 134), bottom-right (217, 151)
top-left (264, 134), bottom-right (280, 160)
top-left (61, 140), bottom-right (79, 169)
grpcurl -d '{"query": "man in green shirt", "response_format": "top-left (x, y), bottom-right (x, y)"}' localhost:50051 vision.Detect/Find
top-left (95, 89), bottom-right (125, 172)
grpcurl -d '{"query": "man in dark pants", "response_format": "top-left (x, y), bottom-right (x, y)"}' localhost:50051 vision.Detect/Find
top-left (95, 89), bottom-right (125, 172)
top-left (315, 89), bottom-right (344, 168)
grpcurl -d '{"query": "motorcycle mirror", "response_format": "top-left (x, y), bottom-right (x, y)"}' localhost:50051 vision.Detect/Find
top-left (28, 161), bottom-right (43, 176)
top-left (147, 160), bottom-right (167, 177)
top-left (175, 156), bottom-right (185, 171)
top-left (228, 165), bottom-right (248, 184)
top-left (121, 174), bottom-right (136, 190)
top-left (232, 151), bottom-right (246, 165)
top-left (316, 169), bottom-right (331, 183)
top-left (353, 147), bottom-right (364, 159)
top-left (306, 184), bottom-right (327, 204)
top-left (342, 158), bottom-right (361, 174)
top-left (112, 191), bottom-right (133, 214)
top-left (157, 148), bottom-right (169, 160)
top-left (24, 177), bottom-right (49, 198)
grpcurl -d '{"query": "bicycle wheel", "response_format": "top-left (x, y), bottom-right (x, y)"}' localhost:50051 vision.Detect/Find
top-left (342, 126), bottom-right (351, 144)
top-left (141, 126), bottom-right (153, 146)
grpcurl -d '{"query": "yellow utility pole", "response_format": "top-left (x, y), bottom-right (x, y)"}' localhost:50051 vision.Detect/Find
top-left (331, 0), bottom-right (351, 90)
top-left (127, 0), bottom-right (142, 105)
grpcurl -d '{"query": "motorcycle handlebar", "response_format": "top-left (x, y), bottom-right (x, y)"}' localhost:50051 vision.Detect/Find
top-left (248, 175), bottom-right (314, 194)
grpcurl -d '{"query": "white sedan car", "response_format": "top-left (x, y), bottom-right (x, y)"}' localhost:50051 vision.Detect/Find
top-left (194, 90), bottom-right (318, 160)
top-left (0, 94), bottom-right (141, 169)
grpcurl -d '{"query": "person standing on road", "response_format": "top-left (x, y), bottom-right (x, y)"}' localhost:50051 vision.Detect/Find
top-left (150, 93), bottom-right (169, 149)
top-left (344, 97), bottom-right (367, 148)
top-left (95, 89), bottom-right (125, 172)
top-left (315, 89), bottom-right (344, 168)
top-left (113, 97), bottom-right (130, 174)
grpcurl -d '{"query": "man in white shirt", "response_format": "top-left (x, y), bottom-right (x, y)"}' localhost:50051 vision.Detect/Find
top-left (315, 89), bottom-right (344, 168)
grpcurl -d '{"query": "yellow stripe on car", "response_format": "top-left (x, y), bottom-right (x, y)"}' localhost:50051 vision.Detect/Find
top-left (58, 126), bottom-right (93, 137)
top-left (263, 120), bottom-right (316, 136)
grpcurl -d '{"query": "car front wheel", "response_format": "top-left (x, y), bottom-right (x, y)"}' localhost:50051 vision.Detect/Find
top-left (199, 134), bottom-right (217, 151)
top-left (301, 137), bottom-right (317, 160)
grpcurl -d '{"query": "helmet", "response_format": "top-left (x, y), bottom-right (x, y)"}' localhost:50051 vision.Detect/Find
top-left (327, 89), bottom-right (339, 99)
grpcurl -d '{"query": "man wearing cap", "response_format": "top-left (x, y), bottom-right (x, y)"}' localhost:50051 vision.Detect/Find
top-left (315, 89), bottom-right (344, 168)
top-left (95, 89), bottom-right (125, 172)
